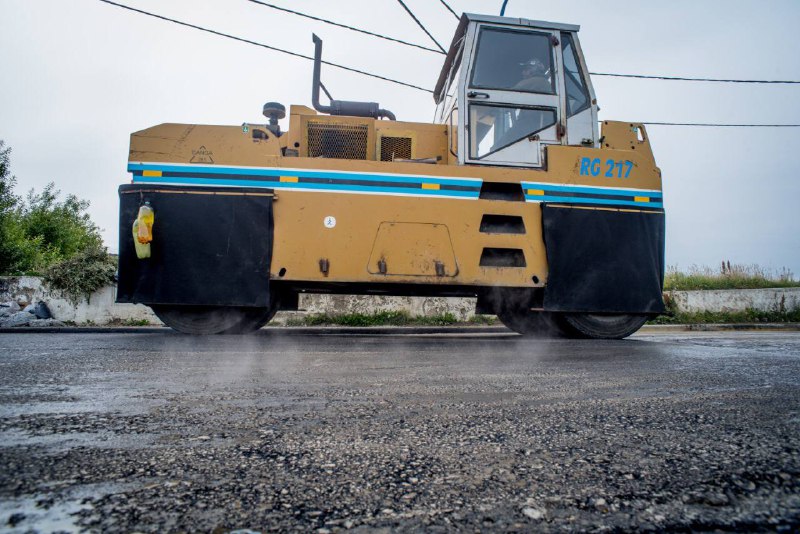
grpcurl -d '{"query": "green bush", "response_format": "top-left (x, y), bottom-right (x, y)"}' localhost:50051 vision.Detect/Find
top-left (43, 246), bottom-right (117, 305)
top-left (0, 140), bottom-right (26, 274)
top-left (0, 140), bottom-right (104, 275)
top-left (21, 183), bottom-right (102, 259)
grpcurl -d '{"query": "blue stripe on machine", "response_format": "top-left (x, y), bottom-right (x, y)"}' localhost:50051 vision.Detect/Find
top-left (128, 163), bottom-right (663, 207)
top-left (522, 181), bottom-right (663, 208)
top-left (134, 176), bottom-right (480, 198)
top-left (525, 195), bottom-right (664, 209)
top-left (522, 181), bottom-right (662, 199)
top-left (128, 163), bottom-right (482, 189)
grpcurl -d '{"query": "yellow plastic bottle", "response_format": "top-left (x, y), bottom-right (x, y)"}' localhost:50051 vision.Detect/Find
top-left (137, 202), bottom-right (154, 243)
top-left (132, 202), bottom-right (154, 259)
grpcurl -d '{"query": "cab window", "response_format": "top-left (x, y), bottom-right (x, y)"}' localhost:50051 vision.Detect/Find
top-left (469, 28), bottom-right (555, 95)
top-left (561, 33), bottom-right (591, 117)
top-left (469, 104), bottom-right (556, 159)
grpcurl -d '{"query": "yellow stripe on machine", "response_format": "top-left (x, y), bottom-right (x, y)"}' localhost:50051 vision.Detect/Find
top-left (421, 183), bottom-right (440, 190)
top-left (280, 176), bottom-right (299, 183)
top-left (634, 196), bottom-right (650, 203)
top-left (142, 170), bottom-right (162, 177)
top-left (527, 189), bottom-right (545, 196)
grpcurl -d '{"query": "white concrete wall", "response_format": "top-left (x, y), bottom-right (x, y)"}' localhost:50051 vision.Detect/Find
top-left (2, 277), bottom-right (799, 325)
top-left (299, 294), bottom-right (476, 321)
top-left (0, 276), bottom-right (158, 325)
top-left (667, 287), bottom-right (800, 314)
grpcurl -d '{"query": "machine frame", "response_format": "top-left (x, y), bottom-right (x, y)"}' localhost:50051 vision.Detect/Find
top-left (117, 13), bottom-right (666, 338)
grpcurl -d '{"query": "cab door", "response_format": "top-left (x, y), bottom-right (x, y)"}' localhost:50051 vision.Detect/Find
top-left (459, 23), bottom-right (564, 168)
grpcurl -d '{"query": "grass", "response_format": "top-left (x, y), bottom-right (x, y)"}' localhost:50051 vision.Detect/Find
top-left (648, 308), bottom-right (800, 325)
top-left (468, 314), bottom-right (500, 325)
top-left (285, 308), bottom-right (800, 327)
top-left (283, 311), bottom-right (500, 327)
top-left (284, 310), bottom-right (463, 327)
top-left (287, 309), bottom-right (799, 328)
top-left (104, 318), bottom-right (153, 327)
top-left (664, 263), bottom-right (799, 291)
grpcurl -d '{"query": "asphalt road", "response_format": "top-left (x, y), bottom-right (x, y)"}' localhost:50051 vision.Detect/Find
top-left (1, 329), bottom-right (799, 532)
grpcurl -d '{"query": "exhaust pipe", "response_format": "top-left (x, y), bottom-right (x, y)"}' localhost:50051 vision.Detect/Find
top-left (311, 34), bottom-right (396, 121)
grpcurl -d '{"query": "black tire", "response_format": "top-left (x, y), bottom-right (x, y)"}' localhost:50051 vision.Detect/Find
top-left (560, 313), bottom-right (648, 340)
top-left (222, 306), bottom-right (278, 334)
top-left (496, 309), bottom-right (569, 337)
top-left (152, 305), bottom-right (276, 335)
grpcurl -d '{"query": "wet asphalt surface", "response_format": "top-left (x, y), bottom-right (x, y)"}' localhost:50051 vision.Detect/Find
top-left (0, 329), bottom-right (799, 533)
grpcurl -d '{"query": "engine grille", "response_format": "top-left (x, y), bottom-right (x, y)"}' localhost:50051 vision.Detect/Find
top-left (307, 121), bottom-right (369, 160)
top-left (379, 135), bottom-right (413, 161)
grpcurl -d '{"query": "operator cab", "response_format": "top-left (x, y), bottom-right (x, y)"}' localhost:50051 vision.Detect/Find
top-left (434, 13), bottom-right (598, 168)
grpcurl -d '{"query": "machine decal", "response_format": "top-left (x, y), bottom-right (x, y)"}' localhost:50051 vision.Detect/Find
top-left (522, 181), bottom-right (663, 209)
top-left (189, 146), bottom-right (214, 164)
top-left (324, 216), bottom-right (336, 228)
top-left (129, 163), bottom-right (482, 200)
top-left (579, 157), bottom-right (633, 178)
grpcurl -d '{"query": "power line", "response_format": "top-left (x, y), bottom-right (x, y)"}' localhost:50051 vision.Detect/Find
top-left (97, 0), bottom-right (433, 93)
top-left (246, 0), bottom-right (443, 55)
top-left (93, 1), bottom-right (800, 118)
top-left (438, 0), bottom-right (459, 20)
top-left (245, 1), bottom-right (800, 84)
top-left (103, 0), bottom-right (799, 86)
top-left (395, 0), bottom-right (447, 53)
top-left (591, 72), bottom-right (800, 84)
top-left (641, 122), bottom-right (800, 127)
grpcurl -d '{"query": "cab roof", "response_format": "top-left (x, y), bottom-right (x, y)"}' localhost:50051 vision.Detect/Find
top-left (433, 13), bottom-right (581, 103)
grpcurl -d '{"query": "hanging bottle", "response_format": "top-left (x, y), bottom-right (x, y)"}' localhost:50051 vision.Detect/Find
top-left (132, 201), bottom-right (154, 259)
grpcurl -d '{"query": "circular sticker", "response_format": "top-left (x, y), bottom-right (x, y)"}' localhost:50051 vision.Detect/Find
top-left (323, 216), bottom-right (336, 229)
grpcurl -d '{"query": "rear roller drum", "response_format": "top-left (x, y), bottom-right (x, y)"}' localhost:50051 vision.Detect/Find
top-left (496, 309), bottom-right (569, 337)
top-left (559, 313), bottom-right (648, 340)
top-left (152, 305), bottom-right (277, 335)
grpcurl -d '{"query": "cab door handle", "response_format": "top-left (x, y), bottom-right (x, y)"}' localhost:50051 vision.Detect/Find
top-left (467, 91), bottom-right (490, 99)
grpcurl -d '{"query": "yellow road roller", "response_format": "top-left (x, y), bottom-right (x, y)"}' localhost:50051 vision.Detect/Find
top-left (117, 13), bottom-right (665, 337)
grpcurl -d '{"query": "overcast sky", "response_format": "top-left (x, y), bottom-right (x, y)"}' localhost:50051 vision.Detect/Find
top-left (1, 0), bottom-right (799, 275)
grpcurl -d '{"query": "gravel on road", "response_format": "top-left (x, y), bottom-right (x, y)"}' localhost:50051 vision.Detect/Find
top-left (1, 331), bottom-right (799, 532)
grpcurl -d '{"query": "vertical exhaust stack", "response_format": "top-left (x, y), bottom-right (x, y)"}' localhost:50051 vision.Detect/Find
top-left (311, 34), bottom-right (396, 121)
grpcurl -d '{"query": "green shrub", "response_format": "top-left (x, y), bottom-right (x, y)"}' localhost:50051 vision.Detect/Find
top-left (0, 140), bottom-right (103, 275)
top-left (21, 183), bottom-right (102, 259)
top-left (43, 246), bottom-right (117, 305)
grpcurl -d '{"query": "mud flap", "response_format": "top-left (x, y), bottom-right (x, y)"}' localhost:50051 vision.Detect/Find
top-left (541, 204), bottom-right (665, 314)
top-left (117, 184), bottom-right (274, 307)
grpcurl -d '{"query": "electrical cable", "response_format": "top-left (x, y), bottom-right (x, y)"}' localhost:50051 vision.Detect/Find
top-left (591, 72), bottom-right (800, 84)
top-left (640, 122), bottom-right (800, 127)
top-left (103, 0), bottom-right (799, 85)
top-left (246, 0), bottom-right (443, 54)
top-left (394, 0), bottom-right (447, 53)
top-left (438, 0), bottom-right (459, 20)
top-left (96, 1), bottom-right (800, 115)
top-left (97, 0), bottom-right (434, 93)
